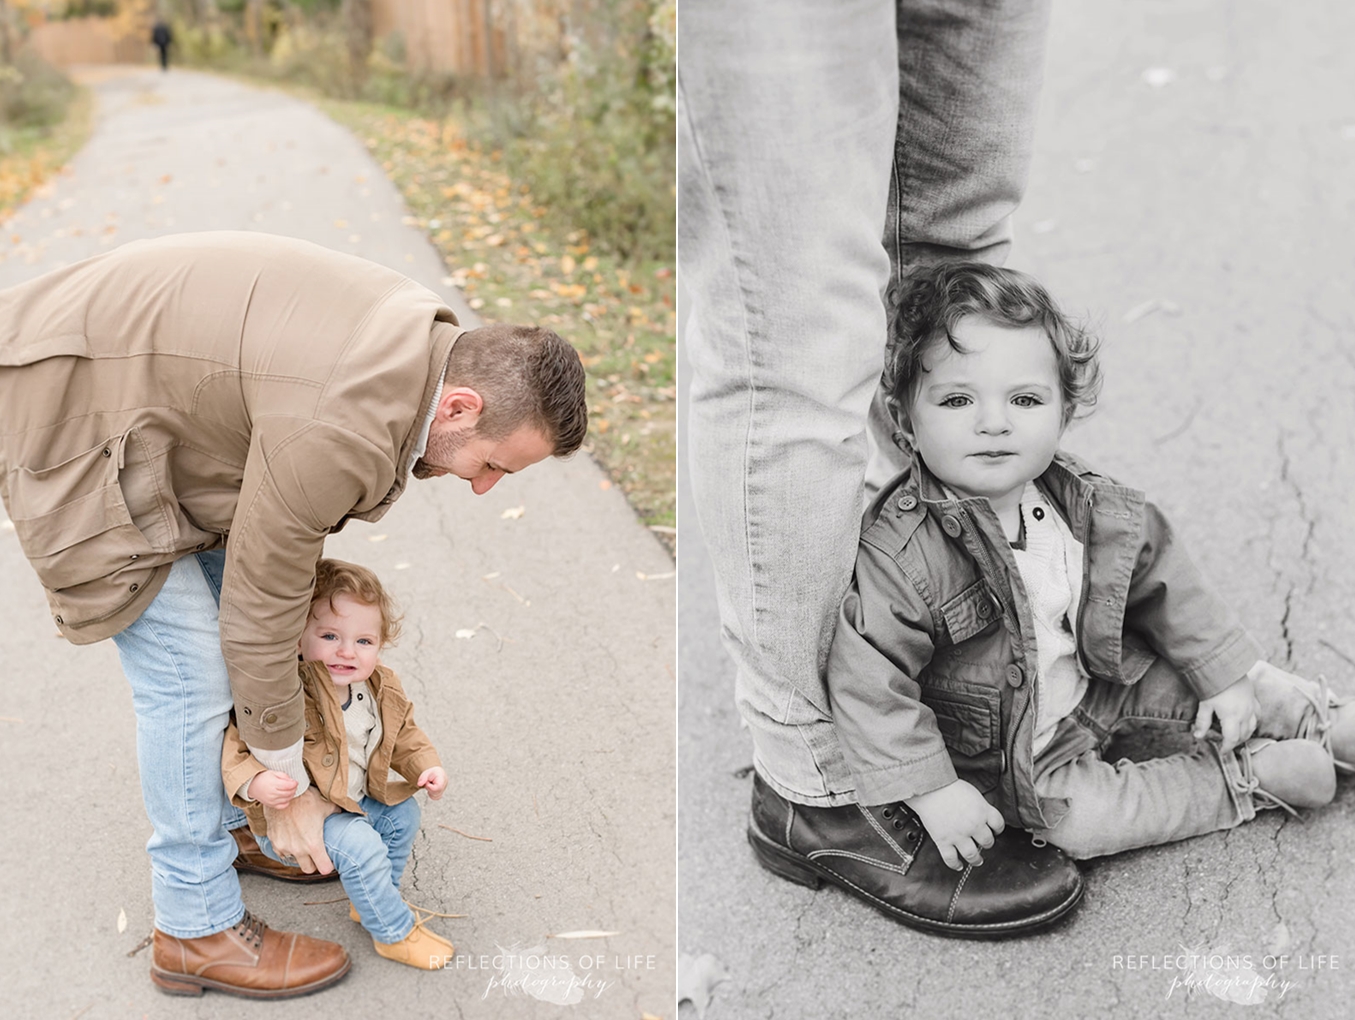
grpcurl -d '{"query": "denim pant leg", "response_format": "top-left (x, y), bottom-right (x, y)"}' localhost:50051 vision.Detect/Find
top-left (321, 811), bottom-right (416, 944)
top-left (1030, 660), bottom-right (1255, 860)
top-left (359, 795), bottom-right (422, 888)
top-left (111, 550), bottom-right (246, 938)
top-left (680, 0), bottom-right (1051, 805)
top-left (680, 0), bottom-right (899, 806)
top-left (865, 0), bottom-right (1054, 493)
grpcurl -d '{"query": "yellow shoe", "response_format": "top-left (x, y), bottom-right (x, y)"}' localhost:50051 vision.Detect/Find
top-left (371, 908), bottom-right (455, 971)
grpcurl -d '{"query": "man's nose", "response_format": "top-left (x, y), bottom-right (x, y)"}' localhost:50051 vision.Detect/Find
top-left (471, 471), bottom-right (504, 495)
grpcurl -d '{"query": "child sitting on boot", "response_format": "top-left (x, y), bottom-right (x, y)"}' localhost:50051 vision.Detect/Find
top-left (826, 261), bottom-right (1354, 872)
top-left (223, 558), bottom-right (455, 969)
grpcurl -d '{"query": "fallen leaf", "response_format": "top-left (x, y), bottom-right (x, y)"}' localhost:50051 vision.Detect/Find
top-left (500, 505), bottom-right (525, 520)
top-left (678, 953), bottom-right (729, 1018)
top-left (560, 254), bottom-right (576, 274)
top-left (394, 563), bottom-right (410, 570)
top-left (599, 479), bottom-right (612, 490)
top-left (481, 571), bottom-right (502, 580)
top-left (455, 629), bottom-right (476, 639)
top-left (368, 534), bottom-right (389, 542)
top-left (117, 908), bottom-right (127, 933)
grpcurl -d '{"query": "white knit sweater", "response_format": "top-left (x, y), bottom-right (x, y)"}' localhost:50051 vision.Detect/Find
top-left (1010, 484), bottom-right (1089, 756)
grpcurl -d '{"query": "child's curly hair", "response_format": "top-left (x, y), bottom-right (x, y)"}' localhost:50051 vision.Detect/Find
top-left (310, 558), bottom-right (403, 647)
top-left (884, 262), bottom-right (1102, 440)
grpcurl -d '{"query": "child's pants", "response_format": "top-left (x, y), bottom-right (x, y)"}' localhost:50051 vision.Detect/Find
top-left (1029, 659), bottom-right (1322, 859)
top-left (258, 796), bottom-right (422, 943)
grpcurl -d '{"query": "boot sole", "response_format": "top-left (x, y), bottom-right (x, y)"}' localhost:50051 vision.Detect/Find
top-left (747, 817), bottom-right (1082, 940)
top-left (150, 957), bottom-right (351, 999)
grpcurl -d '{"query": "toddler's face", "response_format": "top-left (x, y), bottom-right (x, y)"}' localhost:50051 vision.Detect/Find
top-left (904, 316), bottom-right (1066, 508)
top-left (299, 594), bottom-right (383, 686)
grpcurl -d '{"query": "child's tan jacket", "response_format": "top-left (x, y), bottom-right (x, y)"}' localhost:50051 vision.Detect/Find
top-left (222, 659), bottom-right (442, 838)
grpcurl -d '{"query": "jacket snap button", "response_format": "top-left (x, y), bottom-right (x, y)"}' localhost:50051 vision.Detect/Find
top-left (129, 553), bottom-right (139, 560)
top-left (322, 754), bottom-right (335, 767)
top-left (1032, 506), bottom-right (1045, 521)
top-left (242, 707), bottom-right (252, 715)
top-left (263, 713), bottom-right (277, 725)
top-left (195, 543), bottom-right (205, 551)
top-left (941, 514), bottom-right (962, 537)
top-left (101, 448), bottom-right (111, 457)
top-left (898, 494), bottom-right (918, 512)
top-left (128, 583), bottom-right (139, 592)
top-left (1006, 664), bottom-right (1024, 688)
top-left (54, 615), bottom-right (63, 625)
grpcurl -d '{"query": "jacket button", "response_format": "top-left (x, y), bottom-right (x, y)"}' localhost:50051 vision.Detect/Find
top-left (129, 553), bottom-right (139, 560)
top-left (54, 615), bottom-right (63, 625)
top-left (101, 448), bottom-right (111, 457)
top-left (898, 493), bottom-right (918, 512)
top-left (322, 754), bottom-right (335, 767)
top-left (977, 600), bottom-right (991, 620)
top-left (1006, 664), bottom-right (1024, 688)
top-left (128, 583), bottom-right (139, 592)
top-left (942, 514), bottom-right (962, 537)
top-left (263, 713), bottom-right (277, 725)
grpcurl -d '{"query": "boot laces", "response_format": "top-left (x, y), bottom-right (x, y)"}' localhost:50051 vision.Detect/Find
top-left (1234, 740), bottom-right (1302, 818)
top-left (1294, 674), bottom-right (1355, 775)
top-left (233, 910), bottom-right (266, 947)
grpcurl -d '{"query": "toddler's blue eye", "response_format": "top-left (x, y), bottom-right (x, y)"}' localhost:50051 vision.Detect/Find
top-left (941, 395), bottom-right (971, 408)
top-left (1012, 394), bottom-right (1043, 408)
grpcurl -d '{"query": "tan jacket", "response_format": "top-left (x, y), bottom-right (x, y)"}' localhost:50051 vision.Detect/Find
top-left (0, 233), bottom-right (461, 747)
top-left (222, 660), bottom-right (443, 838)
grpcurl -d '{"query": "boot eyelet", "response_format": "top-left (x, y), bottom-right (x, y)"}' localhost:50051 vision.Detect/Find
top-left (882, 808), bottom-right (893, 819)
top-left (906, 830), bottom-right (919, 843)
top-left (892, 819), bottom-right (904, 829)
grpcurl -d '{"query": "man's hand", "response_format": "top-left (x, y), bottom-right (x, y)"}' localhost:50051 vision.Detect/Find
top-left (1194, 674), bottom-right (1259, 753)
top-left (261, 787), bottom-right (339, 874)
top-left (248, 770), bottom-right (297, 810)
top-left (417, 766), bottom-right (448, 800)
top-left (904, 779), bottom-right (1005, 871)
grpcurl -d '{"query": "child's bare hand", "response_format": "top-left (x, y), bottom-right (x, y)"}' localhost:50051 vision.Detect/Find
top-left (249, 770), bottom-right (298, 810)
top-left (1194, 674), bottom-right (1259, 753)
top-left (905, 779), bottom-right (1005, 871)
top-left (417, 766), bottom-right (448, 800)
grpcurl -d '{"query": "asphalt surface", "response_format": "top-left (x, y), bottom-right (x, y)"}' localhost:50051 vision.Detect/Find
top-left (0, 67), bottom-right (675, 1019)
top-left (678, 3), bottom-right (1355, 1018)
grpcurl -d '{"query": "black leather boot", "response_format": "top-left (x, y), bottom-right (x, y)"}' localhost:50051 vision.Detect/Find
top-left (748, 773), bottom-right (1083, 938)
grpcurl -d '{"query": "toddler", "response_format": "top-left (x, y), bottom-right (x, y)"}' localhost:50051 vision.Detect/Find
top-left (826, 262), bottom-right (1354, 871)
top-left (223, 558), bottom-right (454, 969)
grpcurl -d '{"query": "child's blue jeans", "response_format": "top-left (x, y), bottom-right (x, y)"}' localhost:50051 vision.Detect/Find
top-left (1029, 658), bottom-right (1320, 859)
top-left (257, 796), bottom-right (422, 944)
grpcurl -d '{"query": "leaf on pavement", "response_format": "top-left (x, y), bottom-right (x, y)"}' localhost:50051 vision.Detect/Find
top-left (500, 505), bottom-right (525, 520)
top-left (678, 953), bottom-right (729, 1018)
top-left (117, 908), bottom-right (127, 933)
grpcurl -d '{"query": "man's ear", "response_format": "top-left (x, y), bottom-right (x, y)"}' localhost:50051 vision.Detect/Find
top-left (437, 386), bottom-right (485, 428)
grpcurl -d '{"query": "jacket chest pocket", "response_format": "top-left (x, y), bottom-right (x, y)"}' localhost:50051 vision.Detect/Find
top-left (6, 434), bottom-right (156, 603)
top-left (919, 680), bottom-right (1001, 758)
top-left (939, 578), bottom-right (1003, 646)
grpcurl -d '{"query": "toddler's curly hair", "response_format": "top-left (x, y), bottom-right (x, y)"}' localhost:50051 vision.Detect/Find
top-left (310, 558), bottom-right (403, 647)
top-left (884, 262), bottom-right (1102, 439)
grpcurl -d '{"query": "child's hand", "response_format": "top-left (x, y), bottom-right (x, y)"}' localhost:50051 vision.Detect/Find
top-left (249, 770), bottom-right (298, 810)
top-left (417, 766), bottom-right (448, 800)
top-left (1194, 674), bottom-right (1259, 753)
top-left (905, 779), bottom-right (1006, 871)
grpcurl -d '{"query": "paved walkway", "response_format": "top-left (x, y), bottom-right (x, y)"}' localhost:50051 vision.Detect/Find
top-left (678, 3), bottom-right (1355, 1018)
top-left (0, 66), bottom-right (674, 1020)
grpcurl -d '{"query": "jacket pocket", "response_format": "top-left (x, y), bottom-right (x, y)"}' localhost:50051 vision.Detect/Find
top-left (919, 680), bottom-right (1001, 758)
top-left (939, 579), bottom-right (1002, 646)
top-left (6, 433), bottom-right (156, 603)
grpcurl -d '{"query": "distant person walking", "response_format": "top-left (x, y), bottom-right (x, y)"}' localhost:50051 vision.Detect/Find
top-left (151, 19), bottom-right (172, 71)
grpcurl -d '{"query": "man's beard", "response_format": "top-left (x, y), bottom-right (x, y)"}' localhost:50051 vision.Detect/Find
top-left (411, 423), bottom-right (474, 480)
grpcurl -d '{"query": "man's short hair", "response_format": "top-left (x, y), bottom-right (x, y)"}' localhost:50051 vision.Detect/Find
top-left (310, 558), bottom-right (402, 646)
top-left (445, 324), bottom-right (588, 456)
top-left (885, 262), bottom-right (1102, 436)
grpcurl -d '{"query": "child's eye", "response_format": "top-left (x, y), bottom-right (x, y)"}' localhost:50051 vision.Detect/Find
top-left (320, 632), bottom-right (338, 641)
top-left (1012, 394), bottom-right (1043, 408)
top-left (358, 638), bottom-right (374, 646)
top-left (940, 394), bottom-right (971, 408)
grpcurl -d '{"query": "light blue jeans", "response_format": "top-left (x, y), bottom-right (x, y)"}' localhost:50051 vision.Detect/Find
top-left (111, 550), bottom-right (250, 938)
top-left (256, 797), bottom-right (421, 944)
top-left (679, 0), bottom-right (1051, 805)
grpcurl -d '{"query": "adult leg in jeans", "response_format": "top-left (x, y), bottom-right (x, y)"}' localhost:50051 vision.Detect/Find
top-left (681, 0), bottom-right (1083, 934)
top-left (113, 551), bottom-right (349, 996)
top-left (866, 0), bottom-right (1055, 493)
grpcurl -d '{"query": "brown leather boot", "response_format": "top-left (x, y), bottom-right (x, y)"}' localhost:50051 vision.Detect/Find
top-left (150, 911), bottom-right (350, 998)
top-left (230, 826), bottom-right (339, 883)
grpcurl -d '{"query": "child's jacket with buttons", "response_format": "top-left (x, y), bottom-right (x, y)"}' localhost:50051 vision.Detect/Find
top-left (222, 659), bottom-right (443, 837)
top-left (825, 449), bottom-right (1261, 831)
